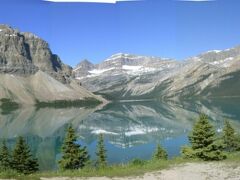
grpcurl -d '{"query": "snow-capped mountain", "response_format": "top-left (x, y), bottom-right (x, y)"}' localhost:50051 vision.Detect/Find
top-left (74, 46), bottom-right (240, 100)
top-left (74, 53), bottom-right (177, 79)
top-left (74, 53), bottom-right (180, 94)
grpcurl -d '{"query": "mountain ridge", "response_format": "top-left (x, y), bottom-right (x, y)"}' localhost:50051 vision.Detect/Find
top-left (74, 46), bottom-right (240, 100)
top-left (1, 24), bottom-right (239, 103)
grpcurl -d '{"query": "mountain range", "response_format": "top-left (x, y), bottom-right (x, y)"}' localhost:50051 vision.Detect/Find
top-left (74, 47), bottom-right (240, 100)
top-left (0, 25), bottom-right (104, 105)
top-left (1, 24), bottom-right (239, 104)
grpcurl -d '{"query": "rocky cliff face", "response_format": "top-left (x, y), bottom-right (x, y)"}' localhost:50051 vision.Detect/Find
top-left (0, 25), bottom-right (104, 104)
top-left (0, 24), bottom-right (72, 84)
top-left (74, 47), bottom-right (240, 100)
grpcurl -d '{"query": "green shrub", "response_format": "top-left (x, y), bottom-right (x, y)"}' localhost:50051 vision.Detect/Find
top-left (130, 159), bottom-right (146, 166)
top-left (181, 146), bottom-right (196, 159)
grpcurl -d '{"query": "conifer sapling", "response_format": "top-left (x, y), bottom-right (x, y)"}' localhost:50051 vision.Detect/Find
top-left (96, 134), bottom-right (107, 168)
top-left (153, 144), bottom-right (168, 160)
top-left (12, 136), bottom-right (39, 174)
top-left (0, 140), bottom-right (11, 170)
top-left (223, 120), bottom-right (239, 152)
top-left (59, 125), bottom-right (90, 170)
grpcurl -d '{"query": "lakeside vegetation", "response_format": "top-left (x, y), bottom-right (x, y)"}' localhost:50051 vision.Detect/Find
top-left (0, 98), bottom-right (19, 115)
top-left (35, 97), bottom-right (102, 109)
top-left (1, 153), bottom-right (240, 180)
top-left (0, 114), bottom-right (240, 179)
top-left (0, 97), bottom-right (102, 114)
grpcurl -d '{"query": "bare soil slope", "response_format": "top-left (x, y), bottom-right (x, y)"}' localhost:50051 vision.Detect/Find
top-left (0, 71), bottom-right (104, 104)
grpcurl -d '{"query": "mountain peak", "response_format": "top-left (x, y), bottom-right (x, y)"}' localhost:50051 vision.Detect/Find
top-left (104, 53), bottom-right (132, 61)
top-left (80, 59), bottom-right (93, 64)
top-left (0, 24), bottom-right (12, 30)
top-left (0, 24), bottom-right (16, 34)
top-left (111, 53), bottom-right (131, 57)
top-left (73, 59), bottom-right (94, 73)
top-left (75, 59), bottom-right (94, 67)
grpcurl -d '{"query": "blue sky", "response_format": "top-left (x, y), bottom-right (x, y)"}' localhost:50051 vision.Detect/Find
top-left (0, 0), bottom-right (239, 66)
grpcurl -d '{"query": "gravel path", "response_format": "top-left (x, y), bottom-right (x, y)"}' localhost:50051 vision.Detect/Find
top-left (40, 162), bottom-right (240, 180)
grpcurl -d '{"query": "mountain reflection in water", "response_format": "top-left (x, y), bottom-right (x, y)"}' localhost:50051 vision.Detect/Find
top-left (0, 99), bottom-right (239, 170)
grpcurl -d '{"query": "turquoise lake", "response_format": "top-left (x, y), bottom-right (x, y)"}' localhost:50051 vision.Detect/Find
top-left (0, 99), bottom-right (240, 170)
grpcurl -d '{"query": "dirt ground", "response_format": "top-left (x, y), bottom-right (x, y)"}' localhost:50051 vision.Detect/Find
top-left (40, 162), bottom-right (240, 180)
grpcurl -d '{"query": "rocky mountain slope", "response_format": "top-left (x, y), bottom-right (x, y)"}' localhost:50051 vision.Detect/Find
top-left (74, 47), bottom-right (240, 100)
top-left (0, 25), bottom-right (104, 104)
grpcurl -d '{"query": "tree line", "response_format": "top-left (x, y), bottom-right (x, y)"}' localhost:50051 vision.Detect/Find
top-left (182, 114), bottom-right (240, 160)
top-left (0, 113), bottom-right (240, 174)
top-left (0, 137), bottom-right (38, 174)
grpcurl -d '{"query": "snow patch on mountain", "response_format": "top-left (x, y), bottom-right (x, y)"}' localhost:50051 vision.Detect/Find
top-left (207, 50), bottom-right (221, 53)
top-left (209, 57), bottom-right (234, 67)
top-left (122, 65), bottom-right (142, 71)
top-left (104, 53), bottom-right (128, 61)
top-left (104, 53), bottom-right (164, 62)
top-left (224, 48), bottom-right (232, 52)
top-left (89, 67), bottom-right (115, 74)
top-left (122, 65), bottom-right (156, 75)
top-left (75, 77), bottom-right (84, 80)
top-left (73, 66), bottom-right (82, 72)
top-left (5, 34), bottom-right (17, 37)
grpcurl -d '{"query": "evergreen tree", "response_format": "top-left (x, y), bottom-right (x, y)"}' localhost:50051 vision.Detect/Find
top-left (182, 114), bottom-right (226, 161)
top-left (189, 114), bottom-right (215, 150)
top-left (0, 140), bottom-right (11, 170)
top-left (223, 120), bottom-right (239, 152)
top-left (96, 134), bottom-right (107, 167)
top-left (153, 144), bottom-right (168, 160)
top-left (59, 125), bottom-right (90, 170)
top-left (12, 136), bottom-right (39, 174)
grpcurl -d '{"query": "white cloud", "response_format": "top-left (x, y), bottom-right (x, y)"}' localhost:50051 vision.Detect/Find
top-left (44, 0), bottom-right (141, 3)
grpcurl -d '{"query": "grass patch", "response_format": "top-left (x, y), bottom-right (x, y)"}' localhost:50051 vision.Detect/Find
top-left (0, 98), bottom-right (19, 114)
top-left (35, 97), bottom-right (102, 109)
top-left (0, 157), bottom-right (195, 180)
top-left (224, 152), bottom-right (240, 162)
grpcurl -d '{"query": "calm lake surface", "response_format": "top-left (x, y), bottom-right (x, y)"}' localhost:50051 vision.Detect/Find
top-left (0, 99), bottom-right (240, 170)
